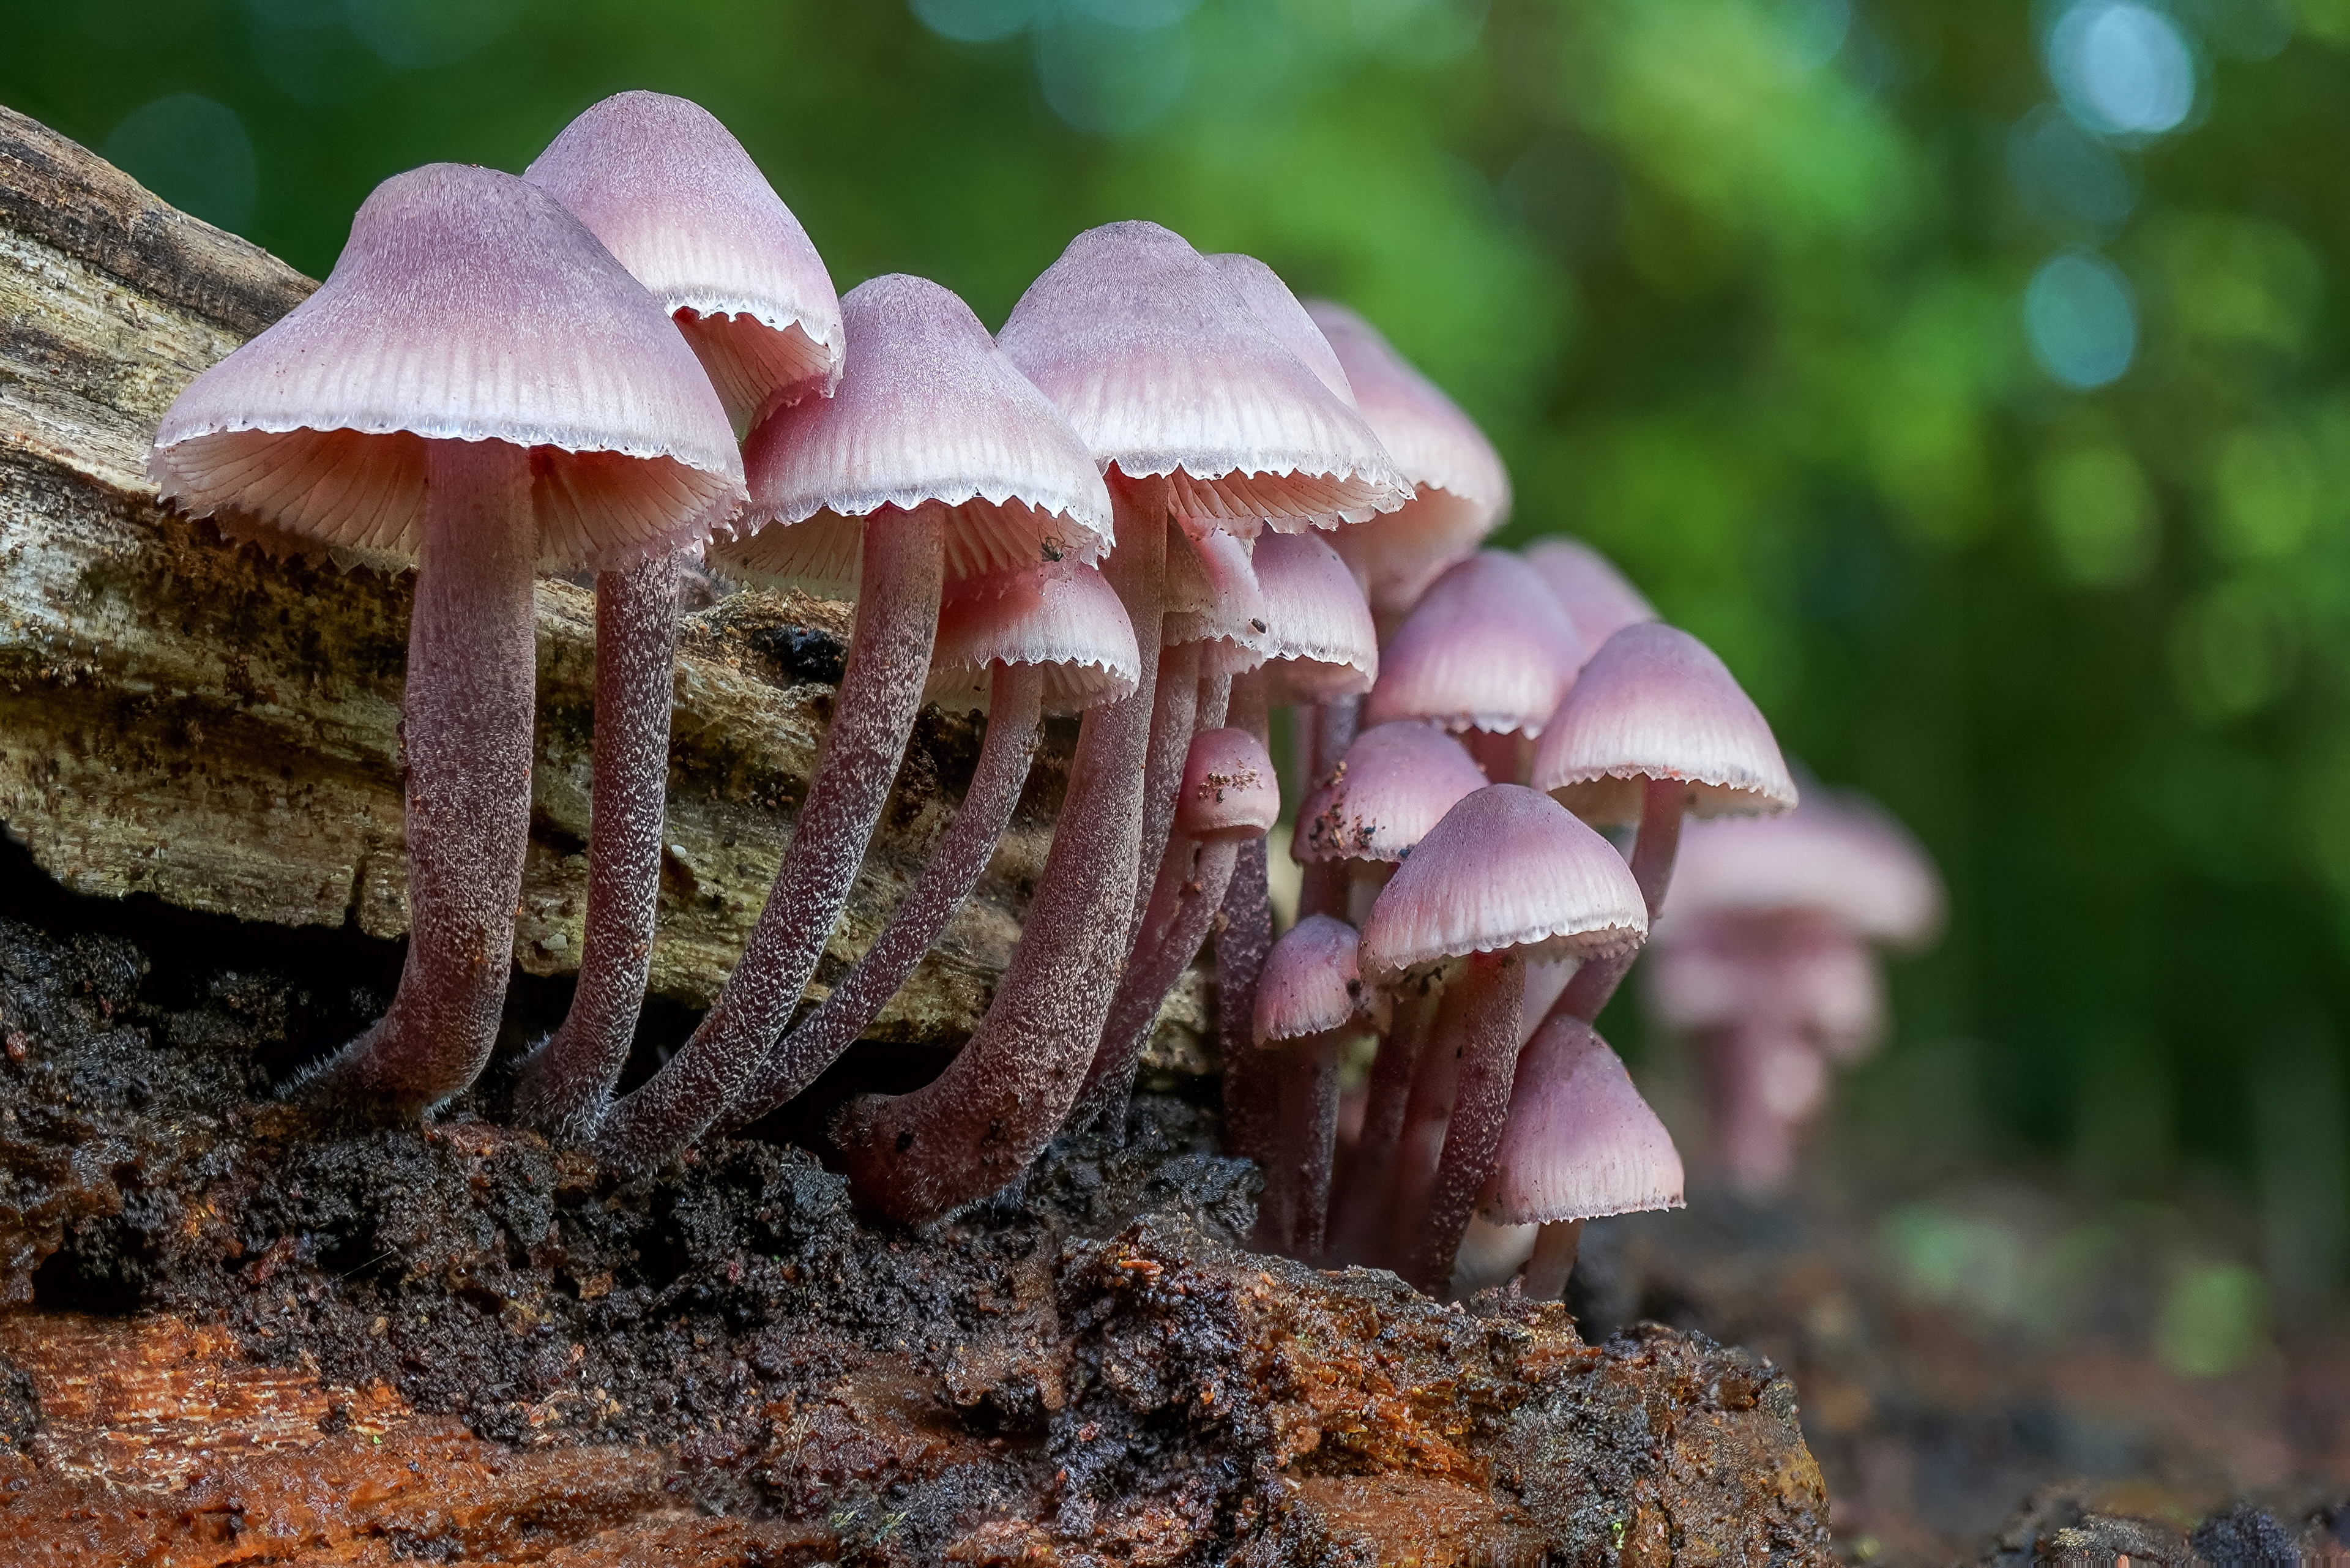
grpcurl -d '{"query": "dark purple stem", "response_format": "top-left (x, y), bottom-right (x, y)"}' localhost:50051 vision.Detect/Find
top-left (1074, 831), bottom-right (1242, 1127)
top-left (1296, 696), bottom-right (1359, 922)
top-left (1131, 634), bottom-right (1201, 944)
top-left (1404, 950), bottom-right (1526, 1295)
top-left (595, 506), bottom-right (946, 1177)
top-left (1326, 984), bottom-right (1434, 1266)
top-left (300, 439), bottom-right (535, 1114)
top-left (514, 548), bottom-right (682, 1139)
top-left (1220, 839), bottom-right (1281, 1223)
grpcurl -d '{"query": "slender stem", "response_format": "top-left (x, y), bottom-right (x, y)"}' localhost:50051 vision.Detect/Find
top-left (712, 663), bottom-right (1045, 1137)
top-left (595, 506), bottom-right (946, 1177)
top-left (1196, 671), bottom-right (1232, 731)
top-left (1406, 950), bottom-right (1526, 1295)
top-left (1132, 635), bottom-right (1201, 945)
top-left (1463, 728), bottom-right (1532, 785)
top-left (1276, 1029), bottom-right (1345, 1260)
top-left (1549, 777), bottom-right (1686, 1026)
top-left (1220, 838), bottom-right (1281, 1225)
top-left (1381, 978), bottom-right (1475, 1272)
top-left (301, 439), bottom-right (535, 1114)
top-left (829, 483), bottom-right (1163, 1225)
top-left (515, 548), bottom-right (681, 1139)
top-left (1326, 984), bottom-right (1433, 1264)
top-left (1074, 832), bottom-right (1243, 1127)
top-left (1521, 1218), bottom-right (1584, 1301)
top-left (1297, 695), bottom-right (1358, 922)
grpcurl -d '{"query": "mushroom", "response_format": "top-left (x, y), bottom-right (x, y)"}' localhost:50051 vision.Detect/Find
top-left (1252, 913), bottom-right (1386, 1257)
top-left (1358, 785), bottom-right (1647, 1293)
top-left (712, 561), bottom-right (1140, 1135)
top-left (147, 164), bottom-right (743, 1114)
top-left (1523, 536), bottom-right (1657, 649)
top-left (593, 273), bottom-right (1113, 1176)
top-left (515, 89), bottom-right (844, 1138)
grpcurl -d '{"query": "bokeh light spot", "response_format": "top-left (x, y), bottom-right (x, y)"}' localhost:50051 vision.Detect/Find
top-left (102, 94), bottom-right (257, 233)
top-left (1769, 0), bottom-right (1852, 69)
top-left (2157, 1263), bottom-right (2268, 1378)
top-left (2034, 443), bottom-right (2158, 586)
top-left (2009, 103), bottom-right (2135, 230)
top-left (2168, 580), bottom-right (2298, 723)
top-left (2209, 426), bottom-right (2322, 562)
top-left (911, 0), bottom-right (1046, 43)
top-left (1034, 12), bottom-right (1192, 135)
top-left (2025, 250), bottom-right (2137, 389)
top-left (2046, 1), bottom-right (2197, 138)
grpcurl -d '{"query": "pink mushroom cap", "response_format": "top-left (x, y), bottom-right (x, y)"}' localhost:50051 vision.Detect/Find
top-left (997, 222), bottom-right (1408, 534)
top-left (1364, 551), bottom-right (1587, 737)
top-left (149, 163), bottom-right (745, 573)
top-left (1358, 784), bottom-right (1647, 982)
top-left (1209, 253), bottom-right (1354, 407)
top-left (1533, 622), bottom-right (1798, 827)
top-left (922, 561), bottom-right (1141, 716)
top-left (523, 90), bottom-right (843, 426)
top-left (1176, 726), bottom-right (1281, 844)
top-left (1480, 1018), bottom-right (1686, 1225)
top-left (1292, 721), bottom-right (1487, 867)
top-left (1647, 912), bottom-right (1887, 1063)
top-left (1163, 524), bottom-right (1271, 671)
top-left (1229, 530), bottom-right (1378, 699)
top-left (1654, 790), bottom-right (1945, 951)
top-left (1254, 913), bottom-right (1386, 1045)
top-left (1523, 537), bottom-right (1657, 648)
top-left (715, 274), bottom-right (1113, 595)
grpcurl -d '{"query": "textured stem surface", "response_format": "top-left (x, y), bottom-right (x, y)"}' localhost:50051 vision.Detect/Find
top-left (829, 485), bottom-right (1163, 1224)
top-left (596, 507), bottom-right (945, 1176)
top-left (1382, 979), bottom-right (1475, 1273)
top-left (1551, 778), bottom-right (1685, 1026)
top-left (1326, 985), bottom-right (1434, 1266)
top-left (714, 664), bottom-right (1045, 1136)
top-left (1131, 635), bottom-right (1201, 945)
top-left (1297, 695), bottom-right (1359, 922)
top-left (1220, 838), bottom-right (1279, 1212)
top-left (1521, 1218), bottom-right (1585, 1301)
top-left (1270, 1029), bottom-right (1344, 1259)
top-left (1076, 833), bottom-right (1242, 1126)
top-left (1406, 951), bottom-right (1526, 1294)
top-left (302, 439), bottom-right (535, 1114)
top-left (515, 549), bottom-right (682, 1139)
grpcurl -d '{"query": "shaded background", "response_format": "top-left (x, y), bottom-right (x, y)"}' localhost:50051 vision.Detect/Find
top-left (6, 0), bottom-right (2347, 1363)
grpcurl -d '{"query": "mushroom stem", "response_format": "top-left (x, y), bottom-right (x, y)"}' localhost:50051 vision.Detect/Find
top-left (595, 504), bottom-right (946, 1176)
top-left (514, 547), bottom-right (682, 1138)
top-left (1297, 697), bottom-right (1359, 921)
top-left (1327, 984), bottom-right (1434, 1263)
top-left (1549, 777), bottom-right (1685, 1026)
top-left (1272, 1029), bottom-right (1346, 1258)
top-left (300, 438), bottom-right (536, 1113)
top-left (1132, 636), bottom-right (1201, 941)
top-left (1520, 1217), bottom-right (1584, 1300)
top-left (1075, 831), bottom-right (1242, 1127)
top-left (712, 662), bottom-right (1047, 1137)
top-left (1463, 728), bottom-right (1533, 785)
top-left (1220, 839), bottom-right (1281, 1218)
top-left (1403, 949), bottom-right (1526, 1294)
top-left (828, 488), bottom-right (1162, 1223)
top-left (1380, 978), bottom-right (1475, 1270)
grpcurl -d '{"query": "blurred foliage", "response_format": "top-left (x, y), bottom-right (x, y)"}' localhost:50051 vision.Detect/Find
top-left (6, 0), bottom-right (2348, 1233)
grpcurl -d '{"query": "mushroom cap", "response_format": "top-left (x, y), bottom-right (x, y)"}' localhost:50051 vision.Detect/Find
top-left (1254, 913), bottom-right (1386, 1045)
top-left (714, 274), bottom-right (1113, 595)
top-left (1306, 301), bottom-right (1510, 616)
top-left (1646, 909), bottom-right (1886, 1064)
top-left (1164, 525), bottom-right (1271, 673)
top-left (996, 222), bottom-right (1408, 534)
top-left (1230, 529), bottom-right (1378, 700)
top-left (149, 163), bottom-right (744, 573)
top-left (1654, 790), bottom-right (1945, 951)
top-left (1363, 551), bottom-right (1587, 737)
top-left (1534, 622), bottom-right (1797, 826)
top-left (1523, 537), bottom-right (1657, 648)
top-left (523, 90), bottom-right (843, 425)
top-left (1208, 253), bottom-right (1355, 406)
top-left (1177, 726), bottom-right (1281, 844)
top-left (1292, 720), bottom-right (1486, 867)
top-left (923, 561), bottom-right (1141, 716)
top-left (1358, 784), bottom-right (1647, 981)
top-left (1480, 1018), bottom-right (1685, 1226)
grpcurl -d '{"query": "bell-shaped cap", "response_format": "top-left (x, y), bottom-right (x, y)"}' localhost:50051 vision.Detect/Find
top-left (1254, 913), bottom-right (1386, 1046)
top-left (923, 562), bottom-right (1140, 716)
top-left (1480, 1018), bottom-right (1685, 1226)
top-left (1164, 525), bottom-right (1271, 673)
top-left (1655, 790), bottom-right (1944, 951)
top-left (1176, 726), bottom-right (1280, 844)
top-left (1293, 721), bottom-right (1486, 867)
top-left (1307, 301), bottom-right (1510, 617)
top-left (715, 274), bottom-right (1113, 595)
top-left (1364, 551), bottom-right (1586, 737)
top-left (523, 90), bottom-right (843, 425)
top-left (1359, 785), bottom-right (1646, 982)
top-left (1209, 253), bottom-right (1354, 406)
top-left (1534, 622), bottom-right (1797, 826)
top-left (1524, 537), bottom-right (1656, 648)
top-left (997, 222), bottom-right (1408, 533)
top-left (149, 163), bottom-right (745, 573)
top-left (1646, 911), bottom-right (1886, 1064)
top-left (1233, 530), bottom-right (1378, 700)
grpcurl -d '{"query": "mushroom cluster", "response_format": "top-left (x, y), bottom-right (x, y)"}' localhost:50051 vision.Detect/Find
top-left (143, 90), bottom-right (1881, 1301)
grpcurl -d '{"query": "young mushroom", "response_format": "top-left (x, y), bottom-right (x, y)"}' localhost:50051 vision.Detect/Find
top-left (1253, 913), bottom-right (1386, 1256)
top-left (147, 164), bottom-right (743, 1115)
top-left (1523, 536), bottom-right (1657, 649)
top-left (515, 89), bottom-right (844, 1138)
top-left (594, 273), bottom-right (1113, 1176)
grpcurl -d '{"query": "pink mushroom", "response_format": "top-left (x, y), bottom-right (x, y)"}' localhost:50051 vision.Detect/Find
top-left (1523, 537), bottom-right (1657, 649)
top-left (1253, 913), bottom-right (1386, 1256)
top-left (147, 165), bottom-right (743, 1114)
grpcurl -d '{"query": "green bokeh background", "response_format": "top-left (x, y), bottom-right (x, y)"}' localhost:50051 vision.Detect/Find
top-left (7, 0), bottom-right (2347, 1290)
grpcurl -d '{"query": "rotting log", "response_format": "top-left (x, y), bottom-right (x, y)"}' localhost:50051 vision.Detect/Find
top-left (0, 105), bottom-right (1212, 1058)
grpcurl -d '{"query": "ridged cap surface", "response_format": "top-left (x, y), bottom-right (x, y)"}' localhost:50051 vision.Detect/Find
top-left (1364, 551), bottom-right (1586, 736)
top-left (923, 562), bottom-right (1140, 715)
top-left (1293, 721), bottom-right (1486, 867)
top-left (1524, 537), bottom-right (1657, 648)
top-left (1481, 1018), bottom-right (1685, 1225)
top-left (1254, 914), bottom-right (1384, 1045)
top-left (1237, 530), bottom-right (1378, 700)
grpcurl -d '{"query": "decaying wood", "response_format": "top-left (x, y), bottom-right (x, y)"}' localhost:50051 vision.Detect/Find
top-left (0, 106), bottom-right (1210, 1054)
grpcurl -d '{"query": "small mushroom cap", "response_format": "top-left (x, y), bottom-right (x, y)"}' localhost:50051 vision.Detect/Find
top-left (1306, 301), bottom-right (1510, 616)
top-left (1293, 720), bottom-right (1487, 867)
top-left (1534, 622), bottom-right (1797, 826)
top-left (1358, 784), bottom-right (1647, 981)
top-left (1655, 790), bottom-right (1945, 951)
top-left (997, 222), bottom-right (1408, 533)
top-left (1231, 530), bottom-right (1378, 700)
top-left (1176, 727), bottom-right (1281, 844)
top-left (1254, 913), bottom-right (1387, 1046)
top-left (714, 274), bottom-right (1113, 595)
top-left (923, 562), bottom-right (1141, 715)
top-left (1646, 910), bottom-right (1886, 1064)
top-left (523, 91), bottom-right (843, 425)
top-left (1363, 551), bottom-right (1586, 737)
top-left (1208, 253), bottom-right (1354, 406)
top-left (1480, 1018), bottom-right (1685, 1226)
top-left (1523, 537), bottom-right (1657, 648)
top-left (149, 163), bottom-right (744, 573)
top-left (1164, 525), bottom-right (1271, 672)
